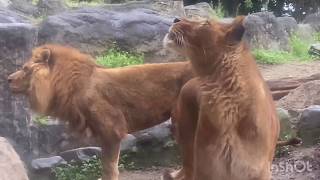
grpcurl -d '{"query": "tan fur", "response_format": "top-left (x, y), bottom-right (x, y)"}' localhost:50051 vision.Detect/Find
top-left (7, 44), bottom-right (194, 180)
top-left (163, 17), bottom-right (280, 180)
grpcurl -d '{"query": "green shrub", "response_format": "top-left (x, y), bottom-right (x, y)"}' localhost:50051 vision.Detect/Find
top-left (53, 157), bottom-right (102, 180)
top-left (253, 34), bottom-right (315, 64)
top-left (315, 32), bottom-right (320, 42)
top-left (33, 115), bottom-right (49, 126)
top-left (253, 49), bottom-right (294, 64)
top-left (96, 48), bottom-right (144, 68)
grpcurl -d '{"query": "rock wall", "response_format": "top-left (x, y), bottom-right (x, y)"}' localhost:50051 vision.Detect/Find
top-left (38, 7), bottom-right (181, 63)
top-left (0, 9), bottom-right (37, 161)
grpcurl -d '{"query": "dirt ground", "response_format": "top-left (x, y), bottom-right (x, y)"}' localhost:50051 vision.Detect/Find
top-left (120, 60), bottom-right (320, 180)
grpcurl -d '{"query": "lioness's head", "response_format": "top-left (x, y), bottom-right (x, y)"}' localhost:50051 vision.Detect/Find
top-left (164, 16), bottom-right (246, 55)
top-left (163, 16), bottom-right (246, 73)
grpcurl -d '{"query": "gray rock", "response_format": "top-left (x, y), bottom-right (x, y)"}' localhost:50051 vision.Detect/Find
top-left (151, 0), bottom-right (185, 17)
top-left (184, 2), bottom-right (214, 19)
top-left (134, 120), bottom-right (172, 148)
top-left (296, 24), bottom-right (316, 43)
top-left (243, 12), bottom-right (290, 51)
top-left (31, 156), bottom-right (66, 171)
top-left (309, 43), bottom-right (320, 57)
top-left (120, 134), bottom-right (137, 152)
top-left (0, 0), bottom-right (11, 8)
top-left (0, 8), bottom-right (29, 23)
top-left (38, 7), bottom-right (181, 63)
top-left (0, 137), bottom-right (29, 180)
top-left (276, 16), bottom-right (298, 35)
top-left (59, 147), bottom-right (101, 162)
top-left (30, 123), bottom-right (97, 157)
top-left (298, 105), bottom-right (320, 146)
top-left (303, 12), bottom-right (320, 31)
top-left (0, 9), bottom-right (37, 161)
top-left (37, 0), bottom-right (67, 16)
top-left (277, 108), bottom-right (296, 140)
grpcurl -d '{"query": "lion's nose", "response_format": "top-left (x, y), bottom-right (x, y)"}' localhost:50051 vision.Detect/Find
top-left (173, 18), bottom-right (181, 23)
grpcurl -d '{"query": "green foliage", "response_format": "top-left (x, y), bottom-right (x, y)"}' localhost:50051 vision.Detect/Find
top-left (290, 35), bottom-right (312, 60)
top-left (54, 157), bottom-right (102, 180)
top-left (244, 0), bottom-right (253, 9)
top-left (33, 115), bottom-right (49, 126)
top-left (275, 135), bottom-right (293, 158)
top-left (65, 0), bottom-right (103, 7)
top-left (315, 32), bottom-right (320, 42)
top-left (253, 49), bottom-right (293, 64)
top-left (96, 47), bottom-right (144, 68)
top-left (211, 2), bottom-right (225, 19)
top-left (253, 34), bottom-right (315, 64)
top-left (32, 0), bottom-right (39, 5)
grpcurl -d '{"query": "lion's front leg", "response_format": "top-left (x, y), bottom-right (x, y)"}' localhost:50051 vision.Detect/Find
top-left (101, 141), bottom-right (121, 180)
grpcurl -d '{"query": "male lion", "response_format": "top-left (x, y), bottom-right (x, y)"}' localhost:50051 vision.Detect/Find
top-left (163, 17), bottom-right (280, 180)
top-left (7, 44), bottom-right (193, 180)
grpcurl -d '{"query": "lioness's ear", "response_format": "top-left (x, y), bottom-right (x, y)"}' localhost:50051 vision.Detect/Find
top-left (225, 16), bottom-right (246, 44)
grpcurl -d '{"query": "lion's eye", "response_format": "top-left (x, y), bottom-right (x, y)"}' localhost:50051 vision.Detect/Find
top-left (22, 66), bottom-right (29, 72)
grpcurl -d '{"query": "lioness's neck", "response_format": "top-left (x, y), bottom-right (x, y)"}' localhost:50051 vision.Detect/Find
top-left (190, 44), bottom-right (245, 78)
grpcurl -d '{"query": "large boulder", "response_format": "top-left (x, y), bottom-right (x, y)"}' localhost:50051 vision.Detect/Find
top-left (0, 9), bottom-right (36, 160)
top-left (303, 12), bottom-right (320, 31)
top-left (38, 8), bottom-right (181, 63)
top-left (37, 0), bottom-right (67, 16)
top-left (243, 12), bottom-right (293, 51)
top-left (9, 0), bottom-right (38, 16)
top-left (277, 80), bottom-right (320, 111)
top-left (0, 137), bottom-right (29, 180)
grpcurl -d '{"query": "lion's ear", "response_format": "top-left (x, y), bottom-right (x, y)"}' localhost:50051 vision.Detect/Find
top-left (39, 48), bottom-right (54, 68)
top-left (225, 16), bottom-right (246, 44)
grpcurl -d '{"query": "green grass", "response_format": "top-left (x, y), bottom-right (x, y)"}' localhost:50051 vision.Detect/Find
top-left (96, 48), bottom-right (144, 68)
top-left (253, 34), bottom-right (316, 64)
top-left (53, 157), bottom-right (102, 180)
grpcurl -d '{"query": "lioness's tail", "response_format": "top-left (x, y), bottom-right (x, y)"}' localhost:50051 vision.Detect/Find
top-left (277, 137), bottom-right (302, 147)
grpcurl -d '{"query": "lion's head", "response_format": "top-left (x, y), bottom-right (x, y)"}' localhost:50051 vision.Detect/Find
top-left (8, 44), bottom-right (95, 115)
top-left (8, 46), bottom-right (53, 113)
top-left (163, 16), bottom-right (246, 75)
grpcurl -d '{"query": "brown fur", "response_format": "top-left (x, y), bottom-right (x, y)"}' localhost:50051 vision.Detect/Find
top-left (163, 17), bottom-right (280, 180)
top-left (7, 44), bottom-right (194, 180)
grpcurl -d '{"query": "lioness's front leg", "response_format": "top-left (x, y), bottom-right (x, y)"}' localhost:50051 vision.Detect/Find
top-left (164, 79), bottom-right (200, 180)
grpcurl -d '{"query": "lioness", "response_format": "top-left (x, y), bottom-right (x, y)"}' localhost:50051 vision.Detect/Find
top-left (163, 16), bottom-right (280, 180)
top-left (7, 44), bottom-right (193, 180)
